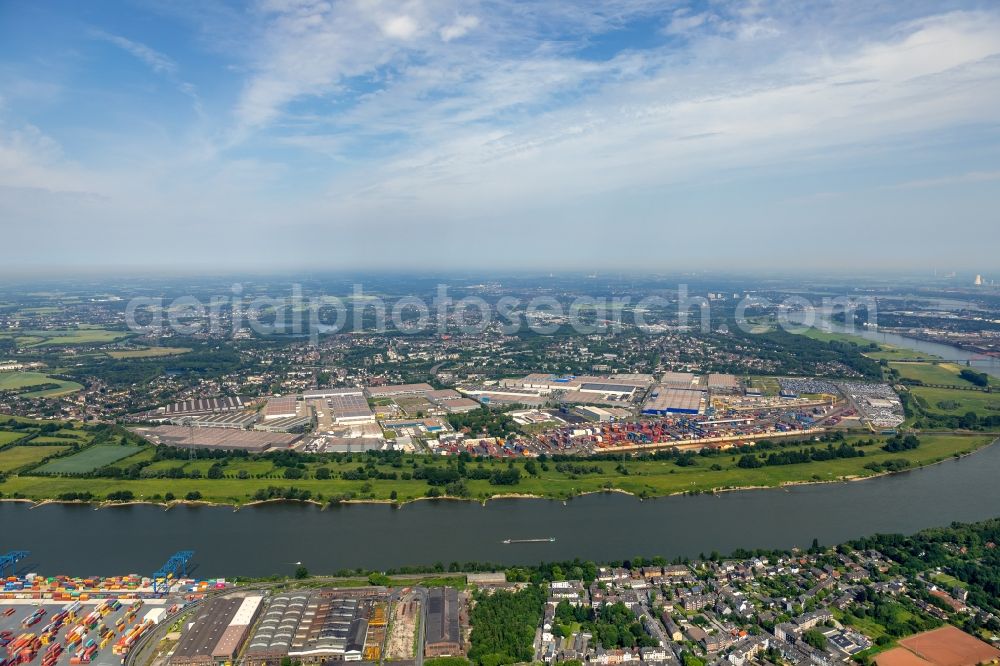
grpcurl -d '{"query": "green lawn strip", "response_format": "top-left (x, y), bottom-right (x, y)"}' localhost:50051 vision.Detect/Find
top-left (930, 572), bottom-right (966, 590)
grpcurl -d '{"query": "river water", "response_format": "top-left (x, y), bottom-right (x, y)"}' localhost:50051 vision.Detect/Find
top-left (2, 439), bottom-right (999, 577)
top-left (805, 311), bottom-right (1000, 379)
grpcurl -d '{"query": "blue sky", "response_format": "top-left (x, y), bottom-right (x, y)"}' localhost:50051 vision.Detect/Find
top-left (1, 0), bottom-right (999, 273)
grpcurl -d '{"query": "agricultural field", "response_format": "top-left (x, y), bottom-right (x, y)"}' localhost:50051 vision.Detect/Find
top-left (34, 444), bottom-right (147, 475)
top-left (0, 431), bottom-right (28, 447)
top-left (107, 347), bottom-right (192, 359)
top-left (30, 435), bottom-right (88, 444)
top-left (909, 386), bottom-right (1000, 416)
top-left (1, 327), bottom-right (130, 347)
top-left (0, 445), bottom-right (72, 473)
top-left (0, 371), bottom-right (83, 397)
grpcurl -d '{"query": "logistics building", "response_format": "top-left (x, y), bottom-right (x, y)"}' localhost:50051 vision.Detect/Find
top-left (641, 387), bottom-right (706, 415)
top-left (424, 588), bottom-right (462, 658)
top-left (134, 425), bottom-right (302, 452)
top-left (148, 397), bottom-right (253, 419)
top-left (170, 595), bottom-right (263, 666)
top-left (288, 593), bottom-right (374, 663)
top-left (302, 388), bottom-right (364, 400)
top-left (707, 373), bottom-right (742, 393)
top-left (365, 383), bottom-right (435, 398)
top-left (328, 394), bottom-right (375, 424)
top-left (245, 593), bottom-right (311, 666)
top-left (263, 397), bottom-right (299, 420)
top-left (660, 372), bottom-right (700, 389)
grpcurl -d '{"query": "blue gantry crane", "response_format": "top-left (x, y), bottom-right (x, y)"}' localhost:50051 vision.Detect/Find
top-left (151, 551), bottom-right (194, 594)
top-left (0, 551), bottom-right (29, 577)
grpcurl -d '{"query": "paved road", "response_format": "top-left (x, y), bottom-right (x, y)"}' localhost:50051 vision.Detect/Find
top-left (415, 587), bottom-right (427, 666)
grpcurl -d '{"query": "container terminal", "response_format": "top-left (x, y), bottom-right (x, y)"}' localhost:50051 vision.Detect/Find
top-left (0, 551), bottom-right (228, 666)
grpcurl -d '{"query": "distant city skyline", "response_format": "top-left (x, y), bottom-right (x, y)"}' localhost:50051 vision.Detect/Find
top-left (1, 1), bottom-right (999, 272)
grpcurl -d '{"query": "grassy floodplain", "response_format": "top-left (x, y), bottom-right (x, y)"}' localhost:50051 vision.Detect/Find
top-left (890, 361), bottom-right (999, 388)
top-left (908, 386), bottom-right (1000, 417)
top-left (0, 432), bottom-right (993, 505)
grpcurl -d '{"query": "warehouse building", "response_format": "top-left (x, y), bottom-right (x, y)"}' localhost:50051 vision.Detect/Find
top-left (154, 396), bottom-right (252, 418)
top-left (289, 594), bottom-right (370, 662)
top-left (245, 593), bottom-right (311, 666)
top-left (463, 389), bottom-right (546, 408)
top-left (707, 373), bottom-right (742, 394)
top-left (439, 397), bottom-right (481, 413)
top-left (577, 382), bottom-right (642, 398)
top-left (263, 396), bottom-right (299, 420)
top-left (660, 372), bottom-right (700, 389)
top-left (254, 414), bottom-right (312, 433)
top-left (302, 387), bottom-right (364, 400)
top-left (641, 387), bottom-right (706, 415)
top-left (188, 411), bottom-right (261, 429)
top-left (329, 394), bottom-right (375, 424)
top-left (424, 588), bottom-right (462, 658)
top-left (133, 425), bottom-right (302, 452)
top-left (365, 383), bottom-right (435, 398)
top-left (171, 595), bottom-right (263, 666)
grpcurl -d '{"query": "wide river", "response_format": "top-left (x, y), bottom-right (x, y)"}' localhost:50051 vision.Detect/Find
top-left (2, 439), bottom-right (1000, 577)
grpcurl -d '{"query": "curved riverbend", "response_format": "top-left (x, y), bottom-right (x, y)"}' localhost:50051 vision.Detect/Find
top-left (3, 439), bottom-right (1000, 576)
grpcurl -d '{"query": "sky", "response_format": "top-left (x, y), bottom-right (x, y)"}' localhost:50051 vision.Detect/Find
top-left (1, 0), bottom-right (999, 275)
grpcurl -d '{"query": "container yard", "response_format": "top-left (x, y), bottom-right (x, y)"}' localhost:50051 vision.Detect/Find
top-left (1, 572), bottom-right (229, 601)
top-left (530, 407), bottom-right (834, 454)
top-left (0, 596), bottom-right (184, 666)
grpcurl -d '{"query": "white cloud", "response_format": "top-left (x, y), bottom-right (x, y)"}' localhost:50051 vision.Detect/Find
top-left (382, 15), bottom-right (420, 39)
top-left (440, 15), bottom-right (480, 41)
top-left (96, 32), bottom-right (178, 75)
top-left (93, 31), bottom-right (202, 113)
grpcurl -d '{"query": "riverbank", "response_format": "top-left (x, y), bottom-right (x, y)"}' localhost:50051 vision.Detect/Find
top-left (6, 440), bottom-right (1000, 576)
top-left (1, 433), bottom-right (994, 508)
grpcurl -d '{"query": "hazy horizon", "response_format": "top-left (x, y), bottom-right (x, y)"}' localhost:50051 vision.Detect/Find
top-left (2, 1), bottom-right (999, 272)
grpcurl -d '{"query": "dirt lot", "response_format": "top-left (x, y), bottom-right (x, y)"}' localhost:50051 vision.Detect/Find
top-left (896, 625), bottom-right (1000, 666)
top-left (386, 594), bottom-right (419, 660)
